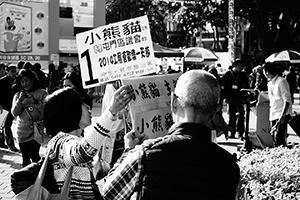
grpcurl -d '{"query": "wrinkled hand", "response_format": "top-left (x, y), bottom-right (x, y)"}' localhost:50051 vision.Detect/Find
top-left (124, 130), bottom-right (149, 149)
top-left (108, 85), bottom-right (134, 116)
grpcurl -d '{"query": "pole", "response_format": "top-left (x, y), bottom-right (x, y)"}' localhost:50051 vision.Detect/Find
top-left (228, 0), bottom-right (235, 63)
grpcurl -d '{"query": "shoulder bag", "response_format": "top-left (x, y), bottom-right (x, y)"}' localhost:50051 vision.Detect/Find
top-left (14, 150), bottom-right (74, 200)
top-left (24, 107), bottom-right (48, 145)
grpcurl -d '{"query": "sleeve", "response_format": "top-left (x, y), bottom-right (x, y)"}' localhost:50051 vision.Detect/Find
top-left (11, 92), bottom-right (24, 117)
top-left (100, 146), bottom-right (144, 200)
top-left (62, 109), bottom-right (118, 165)
top-left (280, 79), bottom-right (292, 104)
top-left (101, 84), bottom-right (115, 113)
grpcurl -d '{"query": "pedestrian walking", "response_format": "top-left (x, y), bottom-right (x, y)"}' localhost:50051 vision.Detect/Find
top-left (0, 64), bottom-right (19, 151)
top-left (221, 59), bottom-right (250, 138)
top-left (62, 71), bottom-right (93, 109)
top-left (32, 62), bottom-right (47, 89)
top-left (0, 63), bottom-right (6, 79)
top-left (11, 68), bottom-right (47, 167)
top-left (263, 62), bottom-right (293, 147)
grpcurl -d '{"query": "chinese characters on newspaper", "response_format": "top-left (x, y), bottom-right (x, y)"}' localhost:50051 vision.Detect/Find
top-left (122, 73), bottom-right (180, 139)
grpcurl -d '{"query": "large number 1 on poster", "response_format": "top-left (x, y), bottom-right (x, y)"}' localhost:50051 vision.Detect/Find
top-left (81, 49), bottom-right (99, 87)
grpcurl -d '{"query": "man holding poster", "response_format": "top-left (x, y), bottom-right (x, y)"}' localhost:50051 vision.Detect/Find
top-left (99, 70), bottom-right (240, 200)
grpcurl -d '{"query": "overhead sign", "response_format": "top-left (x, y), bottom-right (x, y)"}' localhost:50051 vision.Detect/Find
top-left (59, 39), bottom-right (77, 54)
top-left (122, 73), bottom-right (180, 139)
top-left (76, 15), bottom-right (156, 89)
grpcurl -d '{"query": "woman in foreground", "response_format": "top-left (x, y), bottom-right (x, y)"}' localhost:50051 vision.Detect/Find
top-left (43, 86), bottom-right (133, 199)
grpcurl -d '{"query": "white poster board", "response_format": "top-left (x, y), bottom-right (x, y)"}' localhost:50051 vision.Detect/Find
top-left (76, 15), bottom-right (156, 89)
top-left (122, 73), bottom-right (180, 139)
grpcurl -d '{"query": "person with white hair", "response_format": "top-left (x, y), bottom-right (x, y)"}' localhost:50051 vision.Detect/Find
top-left (99, 70), bottom-right (240, 200)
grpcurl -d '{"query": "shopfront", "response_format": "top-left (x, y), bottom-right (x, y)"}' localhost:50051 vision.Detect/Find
top-left (0, 0), bottom-right (105, 72)
top-left (0, 0), bottom-right (49, 70)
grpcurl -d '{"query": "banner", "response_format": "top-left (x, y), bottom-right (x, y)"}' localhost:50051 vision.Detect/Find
top-left (76, 15), bottom-right (156, 89)
top-left (122, 73), bottom-right (180, 139)
top-left (60, 0), bottom-right (94, 28)
top-left (0, 0), bottom-right (49, 71)
top-left (0, 2), bottom-right (32, 52)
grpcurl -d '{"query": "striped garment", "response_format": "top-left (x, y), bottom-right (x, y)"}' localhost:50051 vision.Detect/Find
top-left (47, 109), bottom-right (116, 199)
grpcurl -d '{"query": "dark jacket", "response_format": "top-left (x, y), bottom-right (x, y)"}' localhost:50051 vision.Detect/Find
top-left (141, 123), bottom-right (240, 200)
top-left (0, 75), bottom-right (14, 111)
top-left (221, 70), bottom-right (249, 101)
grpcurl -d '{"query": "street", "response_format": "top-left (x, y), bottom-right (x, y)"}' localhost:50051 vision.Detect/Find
top-left (0, 94), bottom-right (300, 199)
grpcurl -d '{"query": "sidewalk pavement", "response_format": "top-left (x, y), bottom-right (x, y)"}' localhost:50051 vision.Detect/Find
top-left (1, 96), bottom-right (300, 199)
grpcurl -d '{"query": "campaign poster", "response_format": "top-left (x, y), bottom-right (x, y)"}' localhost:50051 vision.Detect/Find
top-left (122, 73), bottom-right (180, 139)
top-left (76, 15), bottom-right (157, 89)
top-left (0, 2), bottom-right (32, 52)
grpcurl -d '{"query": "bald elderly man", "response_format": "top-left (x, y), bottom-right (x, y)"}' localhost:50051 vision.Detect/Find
top-left (99, 70), bottom-right (240, 200)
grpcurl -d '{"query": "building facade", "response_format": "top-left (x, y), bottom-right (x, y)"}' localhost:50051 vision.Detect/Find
top-left (0, 0), bottom-right (105, 71)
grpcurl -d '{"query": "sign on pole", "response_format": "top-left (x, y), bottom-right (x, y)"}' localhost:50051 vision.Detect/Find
top-left (122, 73), bottom-right (180, 139)
top-left (76, 15), bottom-right (156, 89)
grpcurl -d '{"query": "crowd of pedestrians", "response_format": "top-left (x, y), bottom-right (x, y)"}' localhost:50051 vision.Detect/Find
top-left (1, 59), bottom-right (300, 199)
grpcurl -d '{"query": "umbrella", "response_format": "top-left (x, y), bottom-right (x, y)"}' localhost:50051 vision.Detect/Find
top-left (265, 50), bottom-right (300, 63)
top-left (181, 47), bottom-right (218, 63)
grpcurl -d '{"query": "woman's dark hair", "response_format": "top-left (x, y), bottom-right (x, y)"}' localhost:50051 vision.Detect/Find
top-left (23, 62), bottom-right (33, 70)
top-left (232, 59), bottom-right (242, 67)
top-left (263, 62), bottom-right (278, 76)
top-left (13, 68), bottom-right (42, 92)
top-left (43, 87), bottom-right (82, 136)
top-left (63, 71), bottom-right (93, 108)
top-left (48, 63), bottom-right (56, 72)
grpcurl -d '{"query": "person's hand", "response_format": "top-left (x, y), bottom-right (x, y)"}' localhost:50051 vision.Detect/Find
top-left (124, 130), bottom-right (149, 149)
top-left (22, 97), bottom-right (31, 106)
top-left (18, 91), bottom-right (28, 102)
top-left (271, 123), bottom-right (279, 134)
top-left (278, 115), bottom-right (286, 124)
top-left (108, 85), bottom-right (134, 116)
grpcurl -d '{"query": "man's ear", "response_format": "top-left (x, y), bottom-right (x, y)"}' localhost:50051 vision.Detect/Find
top-left (171, 92), bottom-right (177, 114)
top-left (208, 106), bottom-right (218, 122)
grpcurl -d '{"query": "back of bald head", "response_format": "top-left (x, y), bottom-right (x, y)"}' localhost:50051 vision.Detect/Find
top-left (175, 70), bottom-right (220, 114)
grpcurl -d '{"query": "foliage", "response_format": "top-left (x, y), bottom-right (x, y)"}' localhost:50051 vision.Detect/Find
top-left (238, 146), bottom-right (300, 200)
top-left (105, 0), bottom-right (228, 48)
top-left (167, 0), bottom-right (228, 48)
top-left (105, 0), bottom-right (169, 45)
top-left (235, 0), bottom-right (300, 57)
